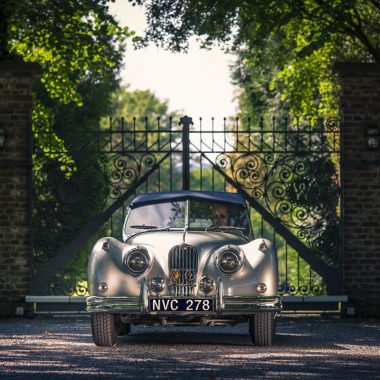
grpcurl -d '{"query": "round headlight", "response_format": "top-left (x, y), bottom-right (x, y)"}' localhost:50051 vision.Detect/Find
top-left (216, 247), bottom-right (243, 274)
top-left (125, 248), bottom-right (150, 275)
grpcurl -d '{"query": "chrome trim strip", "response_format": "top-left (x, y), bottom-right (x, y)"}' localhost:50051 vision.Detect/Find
top-left (185, 199), bottom-right (189, 230)
top-left (86, 296), bottom-right (140, 312)
top-left (139, 278), bottom-right (148, 312)
top-left (216, 277), bottom-right (224, 311)
top-left (224, 295), bottom-right (282, 312)
top-left (86, 295), bottom-right (282, 313)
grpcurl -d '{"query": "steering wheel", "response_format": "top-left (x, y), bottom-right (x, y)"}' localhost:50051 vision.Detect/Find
top-left (206, 225), bottom-right (221, 231)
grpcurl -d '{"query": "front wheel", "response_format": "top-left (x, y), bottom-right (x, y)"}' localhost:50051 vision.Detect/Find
top-left (249, 312), bottom-right (276, 346)
top-left (91, 313), bottom-right (118, 346)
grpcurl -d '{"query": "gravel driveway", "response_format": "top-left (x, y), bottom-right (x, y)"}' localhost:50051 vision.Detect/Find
top-left (0, 315), bottom-right (379, 379)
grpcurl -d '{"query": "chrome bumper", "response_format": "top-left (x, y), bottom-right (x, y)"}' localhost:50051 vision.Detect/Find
top-left (86, 278), bottom-right (282, 314)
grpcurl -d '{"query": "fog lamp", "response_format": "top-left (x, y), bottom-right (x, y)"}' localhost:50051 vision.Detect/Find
top-left (199, 276), bottom-right (215, 294)
top-left (98, 282), bottom-right (108, 292)
top-left (149, 276), bottom-right (165, 293)
top-left (257, 282), bottom-right (267, 293)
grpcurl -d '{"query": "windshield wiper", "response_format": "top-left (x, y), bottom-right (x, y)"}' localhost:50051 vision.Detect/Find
top-left (206, 226), bottom-right (247, 237)
top-left (130, 225), bottom-right (182, 232)
top-left (129, 225), bottom-right (187, 237)
top-left (130, 224), bottom-right (160, 230)
top-left (208, 226), bottom-right (245, 231)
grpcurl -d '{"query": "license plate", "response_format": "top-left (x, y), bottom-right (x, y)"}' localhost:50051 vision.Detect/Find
top-left (149, 298), bottom-right (214, 312)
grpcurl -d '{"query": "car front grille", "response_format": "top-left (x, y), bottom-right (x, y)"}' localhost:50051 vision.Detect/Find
top-left (168, 245), bottom-right (198, 296)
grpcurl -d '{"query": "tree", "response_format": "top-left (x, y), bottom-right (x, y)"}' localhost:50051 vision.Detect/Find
top-left (1, 1), bottom-right (135, 293)
top-left (2, 0), bottom-right (129, 101)
top-left (133, 0), bottom-right (379, 61)
top-left (128, 1), bottom-right (347, 292)
top-left (131, 0), bottom-right (380, 117)
top-left (232, 25), bottom-right (340, 119)
top-left (110, 86), bottom-right (176, 118)
top-left (1, 0), bottom-right (132, 171)
top-left (51, 87), bottom-right (181, 295)
top-left (104, 86), bottom-right (182, 202)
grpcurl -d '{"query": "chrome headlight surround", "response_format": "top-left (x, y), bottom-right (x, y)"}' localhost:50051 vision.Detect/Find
top-left (123, 246), bottom-right (151, 276)
top-left (215, 245), bottom-right (244, 275)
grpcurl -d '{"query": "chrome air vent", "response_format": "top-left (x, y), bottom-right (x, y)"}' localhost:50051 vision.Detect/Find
top-left (168, 245), bottom-right (198, 296)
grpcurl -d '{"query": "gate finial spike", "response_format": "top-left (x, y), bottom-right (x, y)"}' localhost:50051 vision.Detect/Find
top-left (179, 115), bottom-right (193, 128)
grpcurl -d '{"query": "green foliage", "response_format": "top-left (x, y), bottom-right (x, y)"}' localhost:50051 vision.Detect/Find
top-left (135, 0), bottom-right (380, 117)
top-left (7, 0), bottom-right (130, 105)
top-left (126, 1), bottom-right (346, 292)
top-left (2, 0), bottom-right (132, 177)
top-left (32, 103), bottom-right (77, 179)
top-left (233, 34), bottom-right (341, 120)
top-left (137, 0), bottom-right (380, 60)
top-left (55, 88), bottom-right (181, 293)
top-left (2, 1), bottom-right (134, 289)
top-left (110, 86), bottom-right (176, 119)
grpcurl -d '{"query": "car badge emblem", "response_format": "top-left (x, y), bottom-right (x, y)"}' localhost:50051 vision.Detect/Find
top-left (185, 270), bottom-right (194, 282)
top-left (169, 270), bottom-right (180, 284)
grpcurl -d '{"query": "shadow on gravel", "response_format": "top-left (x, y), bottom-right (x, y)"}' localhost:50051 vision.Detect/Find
top-left (1, 316), bottom-right (380, 379)
top-left (120, 331), bottom-right (253, 346)
top-left (119, 331), bottom-right (348, 349)
top-left (117, 316), bottom-right (380, 349)
top-left (1, 342), bottom-right (380, 380)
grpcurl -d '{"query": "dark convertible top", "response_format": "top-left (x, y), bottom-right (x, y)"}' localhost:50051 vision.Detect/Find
top-left (130, 191), bottom-right (246, 208)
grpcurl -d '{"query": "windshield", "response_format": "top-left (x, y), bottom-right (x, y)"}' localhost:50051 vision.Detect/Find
top-left (123, 199), bottom-right (252, 238)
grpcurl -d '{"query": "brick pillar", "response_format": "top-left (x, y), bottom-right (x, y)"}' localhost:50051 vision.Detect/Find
top-left (336, 63), bottom-right (380, 316)
top-left (0, 62), bottom-right (40, 317)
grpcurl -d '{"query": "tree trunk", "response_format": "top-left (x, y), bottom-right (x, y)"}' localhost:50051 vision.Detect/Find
top-left (0, 4), bottom-right (9, 59)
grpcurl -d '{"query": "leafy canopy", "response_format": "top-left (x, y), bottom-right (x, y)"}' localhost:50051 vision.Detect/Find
top-left (132, 0), bottom-right (380, 117)
top-left (1, 0), bottom-right (133, 174)
top-left (134, 0), bottom-right (379, 61)
top-left (56, 87), bottom-right (181, 294)
top-left (5, 0), bottom-right (131, 106)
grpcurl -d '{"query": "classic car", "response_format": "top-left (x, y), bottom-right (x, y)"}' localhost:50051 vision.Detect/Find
top-left (87, 191), bottom-right (281, 346)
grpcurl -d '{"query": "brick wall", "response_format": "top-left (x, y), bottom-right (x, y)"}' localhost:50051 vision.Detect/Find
top-left (336, 63), bottom-right (380, 316)
top-left (0, 62), bottom-right (39, 317)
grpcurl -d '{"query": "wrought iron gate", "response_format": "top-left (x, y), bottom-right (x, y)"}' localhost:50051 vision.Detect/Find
top-left (31, 115), bottom-right (342, 296)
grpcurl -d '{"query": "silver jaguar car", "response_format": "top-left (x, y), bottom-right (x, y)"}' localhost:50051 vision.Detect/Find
top-left (87, 191), bottom-right (281, 346)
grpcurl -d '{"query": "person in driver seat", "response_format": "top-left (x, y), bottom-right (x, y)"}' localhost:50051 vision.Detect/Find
top-left (211, 204), bottom-right (230, 227)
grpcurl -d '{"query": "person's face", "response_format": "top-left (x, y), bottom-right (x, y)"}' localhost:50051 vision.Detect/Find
top-left (212, 205), bottom-right (229, 226)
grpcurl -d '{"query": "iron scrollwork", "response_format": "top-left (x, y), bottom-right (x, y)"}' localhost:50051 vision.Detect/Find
top-left (33, 116), bottom-right (341, 296)
top-left (46, 152), bottom-right (159, 295)
top-left (34, 143), bottom-right (160, 294)
top-left (218, 153), bottom-right (339, 244)
top-left (102, 153), bottom-right (157, 199)
top-left (215, 149), bottom-right (340, 296)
